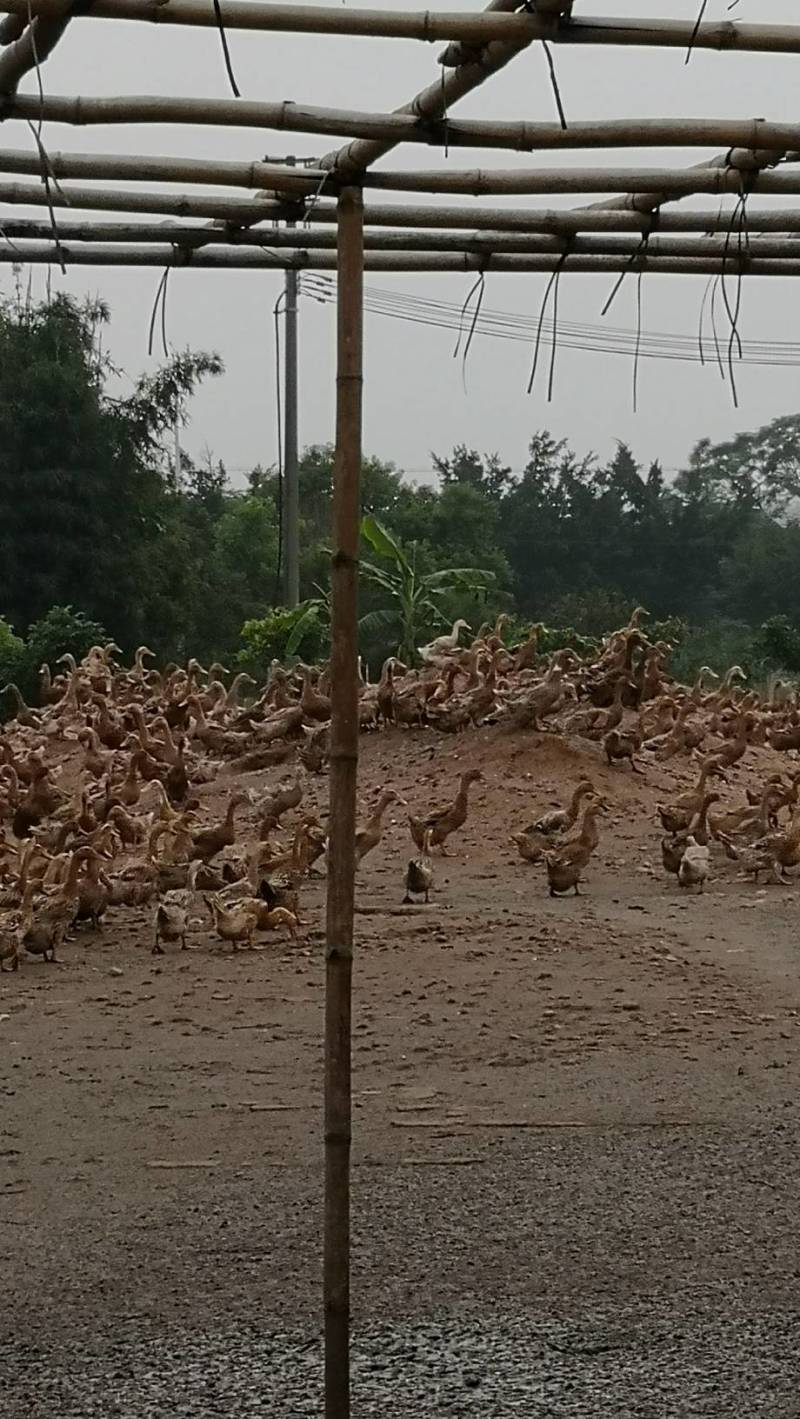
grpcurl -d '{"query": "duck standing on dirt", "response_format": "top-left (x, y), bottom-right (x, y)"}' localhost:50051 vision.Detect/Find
top-left (527, 779), bottom-right (595, 837)
top-left (409, 768), bottom-right (482, 855)
top-left (678, 836), bottom-right (710, 893)
top-left (403, 829), bottom-right (434, 904)
top-left (544, 799), bottom-right (606, 897)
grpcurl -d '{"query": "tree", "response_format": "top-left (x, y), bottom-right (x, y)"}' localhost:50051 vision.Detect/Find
top-left (678, 414), bottom-right (800, 515)
top-left (359, 515), bottom-right (495, 664)
top-left (432, 444), bottom-right (512, 499)
top-left (0, 289), bottom-right (222, 648)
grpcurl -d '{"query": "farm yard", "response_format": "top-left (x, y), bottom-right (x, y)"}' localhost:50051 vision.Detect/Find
top-left (4, 0), bottom-right (800, 1411)
top-left (3, 633), bottom-right (800, 1416)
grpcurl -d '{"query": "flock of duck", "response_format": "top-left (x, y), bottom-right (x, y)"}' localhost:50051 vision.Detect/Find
top-left (1, 609), bottom-right (799, 972)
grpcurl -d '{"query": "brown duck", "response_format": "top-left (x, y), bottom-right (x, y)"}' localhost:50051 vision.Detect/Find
top-left (409, 769), bottom-right (482, 855)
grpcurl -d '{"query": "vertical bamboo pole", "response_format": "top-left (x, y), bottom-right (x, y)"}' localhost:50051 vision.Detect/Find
top-left (324, 184), bottom-right (363, 1419)
top-left (283, 155), bottom-right (300, 608)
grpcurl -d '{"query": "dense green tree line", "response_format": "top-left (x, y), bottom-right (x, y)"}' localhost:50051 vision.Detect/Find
top-left (3, 289), bottom-right (800, 687)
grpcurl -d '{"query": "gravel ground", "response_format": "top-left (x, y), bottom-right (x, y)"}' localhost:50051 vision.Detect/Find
top-left (8, 1302), bottom-right (800, 1418)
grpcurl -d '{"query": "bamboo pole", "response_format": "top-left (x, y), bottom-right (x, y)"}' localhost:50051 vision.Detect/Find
top-left (0, 176), bottom-right (298, 221)
top-left (6, 146), bottom-right (800, 199)
top-left (0, 0), bottom-right (71, 94)
top-left (325, 184), bottom-right (363, 1419)
top-left (0, 0), bottom-right (573, 42)
top-left (10, 217), bottom-right (800, 260)
top-left (7, 177), bottom-right (800, 237)
top-left (6, 241), bottom-right (800, 274)
top-left (362, 164), bottom-right (800, 197)
top-left (1, 0), bottom-right (800, 57)
top-left (0, 145), bottom-right (324, 192)
top-left (6, 92), bottom-right (800, 158)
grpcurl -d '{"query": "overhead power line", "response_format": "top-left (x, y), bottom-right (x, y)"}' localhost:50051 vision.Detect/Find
top-left (300, 273), bottom-right (800, 369)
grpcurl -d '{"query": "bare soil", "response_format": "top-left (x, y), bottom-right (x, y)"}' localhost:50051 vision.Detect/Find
top-left (3, 726), bottom-right (800, 1415)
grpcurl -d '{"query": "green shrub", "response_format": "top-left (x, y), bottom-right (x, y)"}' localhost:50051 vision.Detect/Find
top-left (667, 619), bottom-right (762, 686)
top-left (24, 605), bottom-right (108, 688)
top-left (238, 603), bottom-right (327, 676)
top-left (758, 615), bottom-right (800, 673)
top-left (0, 618), bottom-right (25, 708)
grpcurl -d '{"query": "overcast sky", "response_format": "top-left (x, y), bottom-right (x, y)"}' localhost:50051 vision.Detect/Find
top-left (3, 0), bottom-right (800, 482)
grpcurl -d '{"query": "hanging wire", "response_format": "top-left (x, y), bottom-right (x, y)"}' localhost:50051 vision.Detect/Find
top-left (632, 243), bottom-right (647, 414)
top-left (211, 0), bottom-right (241, 97)
top-left (726, 193), bottom-right (751, 407)
top-left (599, 235), bottom-right (651, 320)
top-left (527, 257), bottom-right (567, 395)
top-left (147, 267), bottom-right (171, 358)
top-left (685, 0), bottom-right (709, 64)
top-left (697, 276), bottom-right (714, 367)
top-left (452, 271), bottom-right (483, 361)
top-left (452, 271), bottom-right (486, 390)
top-left (25, 0), bottom-right (66, 274)
top-left (546, 259), bottom-right (565, 401)
top-left (541, 40), bottom-right (567, 130)
top-left (709, 276), bottom-right (727, 382)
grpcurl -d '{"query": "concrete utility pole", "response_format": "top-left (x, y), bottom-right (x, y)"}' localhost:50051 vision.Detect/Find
top-left (283, 156), bottom-right (300, 608)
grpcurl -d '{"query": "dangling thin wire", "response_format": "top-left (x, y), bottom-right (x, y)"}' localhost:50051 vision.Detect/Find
top-left (147, 268), bottom-right (170, 358)
top-left (527, 269), bottom-right (559, 395)
top-left (697, 276), bottom-right (714, 368)
top-left (546, 261), bottom-right (563, 402)
top-left (452, 273), bottom-right (483, 361)
top-left (460, 273), bottom-right (485, 389)
top-left (685, 0), bottom-right (709, 64)
top-left (25, 0), bottom-right (66, 274)
top-left (211, 0), bottom-right (241, 97)
top-left (541, 41), bottom-right (567, 130)
top-left (632, 268), bottom-right (644, 414)
top-left (709, 277), bottom-right (726, 382)
top-left (527, 254), bottom-right (567, 396)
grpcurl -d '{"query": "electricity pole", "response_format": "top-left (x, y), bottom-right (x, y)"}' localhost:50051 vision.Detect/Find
top-left (283, 157), bottom-right (300, 608)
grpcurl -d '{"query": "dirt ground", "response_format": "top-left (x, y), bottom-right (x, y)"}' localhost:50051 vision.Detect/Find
top-left (3, 725), bottom-right (800, 1415)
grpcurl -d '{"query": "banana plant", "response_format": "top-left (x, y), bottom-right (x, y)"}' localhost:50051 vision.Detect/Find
top-left (359, 514), bottom-right (495, 664)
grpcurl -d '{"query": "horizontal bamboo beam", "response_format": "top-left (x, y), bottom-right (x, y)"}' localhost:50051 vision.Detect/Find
top-left (8, 217), bottom-right (800, 261)
top-left (5, 241), bottom-right (800, 276)
top-left (5, 146), bottom-right (800, 198)
top-left (0, 175), bottom-right (298, 220)
top-left (4, 94), bottom-right (800, 158)
top-left (308, 203), bottom-right (800, 236)
top-left (363, 165), bottom-right (800, 197)
top-left (7, 177), bottom-right (800, 239)
top-left (1, 1), bottom-right (800, 58)
top-left (0, 0), bottom-right (587, 43)
top-left (0, 145), bottom-right (323, 192)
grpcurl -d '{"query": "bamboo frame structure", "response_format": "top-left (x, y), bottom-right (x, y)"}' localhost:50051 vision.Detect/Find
top-left (4, 0), bottom-right (800, 58)
top-left (5, 143), bottom-right (800, 201)
top-left (12, 177), bottom-right (800, 237)
top-left (325, 185), bottom-right (363, 1419)
top-left (10, 218), bottom-right (800, 262)
top-left (7, 93), bottom-right (800, 158)
top-left (6, 242), bottom-right (800, 275)
top-left (5, 9), bottom-right (800, 1419)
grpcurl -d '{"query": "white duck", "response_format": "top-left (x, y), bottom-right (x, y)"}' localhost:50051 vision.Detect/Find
top-left (418, 619), bottom-right (471, 663)
top-left (678, 836), bottom-right (710, 894)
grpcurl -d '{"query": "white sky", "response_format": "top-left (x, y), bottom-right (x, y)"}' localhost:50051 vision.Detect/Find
top-left (2, 0), bottom-right (800, 481)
